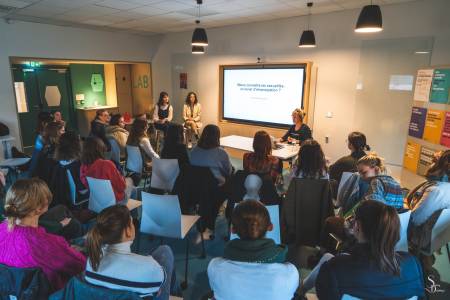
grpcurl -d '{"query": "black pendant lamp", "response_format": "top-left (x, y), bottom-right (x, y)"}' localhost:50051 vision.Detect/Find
top-left (298, 2), bottom-right (316, 48)
top-left (355, 1), bottom-right (383, 33)
top-left (192, 0), bottom-right (208, 47)
top-left (192, 45), bottom-right (205, 54)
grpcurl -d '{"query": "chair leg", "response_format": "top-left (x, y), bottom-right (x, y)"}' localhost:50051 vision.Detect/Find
top-left (181, 238), bottom-right (189, 290)
top-left (446, 243), bottom-right (450, 263)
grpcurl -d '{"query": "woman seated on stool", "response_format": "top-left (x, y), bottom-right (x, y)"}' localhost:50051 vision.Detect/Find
top-left (86, 205), bottom-right (177, 300)
top-left (279, 108), bottom-right (311, 144)
top-left (183, 91), bottom-right (202, 148)
top-left (0, 178), bottom-right (86, 291)
top-left (290, 139), bottom-right (329, 180)
top-left (300, 200), bottom-right (424, 300)
top-left (80, 137), bottom-right (135, 205)
top-left (153, 91), bottom-right (173, 135)
top-left (243, 131), bottom-right (281, 184)
top-left (208, 200), bottom-right (299, 300)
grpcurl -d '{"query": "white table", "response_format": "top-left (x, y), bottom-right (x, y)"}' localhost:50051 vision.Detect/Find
top-left (220, 135), bottom-right (299, 161)
top-left (0, 136), bottom-right (15, 159)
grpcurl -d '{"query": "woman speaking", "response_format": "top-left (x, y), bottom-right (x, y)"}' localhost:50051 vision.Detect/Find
top-left (280, 108), bottom-right (311, 144)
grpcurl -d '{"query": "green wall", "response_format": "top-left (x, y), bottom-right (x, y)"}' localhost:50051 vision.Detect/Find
top-left (69, 64), bottom-right (106, 108)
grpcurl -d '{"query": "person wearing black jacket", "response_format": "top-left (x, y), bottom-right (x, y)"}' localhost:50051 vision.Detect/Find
top-left (161, 123), bottom-right (190, 169)
top-left (90, 109), bottom-right (111, 151)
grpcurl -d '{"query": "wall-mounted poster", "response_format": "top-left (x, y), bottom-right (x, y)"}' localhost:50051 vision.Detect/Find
top-left (408, 107), bottom-right (427, 138)
top-left (417, 146), bottom-right (435, 176)
top-left (403, 140), bottom-right (421, 173)
top-left (180, 73), bottom-right (187, 89)
top-left (430, 69), bottom-right (450, 104)
top-left (423, 109), bottom-right (445, 144)
top-left (440, 111), bottom-right (450, 147)
top-left (413, 69), bottom-right (433, 102)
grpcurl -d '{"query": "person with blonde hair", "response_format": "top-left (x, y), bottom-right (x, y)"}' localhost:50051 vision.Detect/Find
top-left (0, 178), bottom-right (86, 291)
top-left (279, 108), bottom-right (312, 144)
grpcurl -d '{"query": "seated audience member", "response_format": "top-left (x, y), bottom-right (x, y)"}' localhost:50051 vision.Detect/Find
top-left (86, 205), bottom-right (176, 300)
top-left (321, 153), bottom-right (403, 253)
top-left (406, 150), bottom-right (450, 257)
top-left (329, 131), bottom-right (370, 183)
top-left (153, 91), bottom-right (173, 134)
top-left (190, 124), bottom-right (233, 185)
top-left (90, 109), bottom-right (111, 151)
top-left (0, 178), bottom-right (86, 291)
top-left (309, 201), bottom-right (424, 300)
top-left (183, 91), bottom-right (202, 147)
top-left (50, 131), bottom-right (88, 208)
top-left (127, 118), bottom-right (159, 169)
top-left (29, 111), bottom-right (54, 173)
top-left (106, 113), bottom-right (129, 156)
top-left (290, 139), bottom-right (328, 180)
top-left (80, 137), bottom-right (134, 204)
top-left (32, 121), bottom-right (65, 183)
top-left (53, 110), bottom-right (65, 126)
top-left (161, 123), bottom-right (190, 168)
top-left (208, 200), bottom-right (299, 300)
top-left (279, 108), bottom-right (311, 144)
top-left (243, 131), bottom-right (281, 183)
top-left (135, 113), bottom-right (147, 121)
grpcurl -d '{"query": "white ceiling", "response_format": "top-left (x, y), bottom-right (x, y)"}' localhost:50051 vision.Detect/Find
top-left (0, 0), bottom-right (418, 36)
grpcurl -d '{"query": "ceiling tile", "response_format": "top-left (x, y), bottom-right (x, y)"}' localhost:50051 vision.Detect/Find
top-left (0, 0), bottom-right (30, 8)
top-left (95, 0), bottom-right (141, 10)
top-left (127, 5), bottom-right (168, 16)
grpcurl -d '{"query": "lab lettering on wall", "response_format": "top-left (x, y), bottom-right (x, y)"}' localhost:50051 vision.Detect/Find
top-left (132, 75), bottom-right (150, 88)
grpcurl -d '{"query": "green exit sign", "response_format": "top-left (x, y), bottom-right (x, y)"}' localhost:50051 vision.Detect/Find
top-left (24, 61), bottom-right (41, 68)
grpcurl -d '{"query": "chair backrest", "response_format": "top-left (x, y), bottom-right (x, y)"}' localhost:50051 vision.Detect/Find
top-left (230, 205), bottom-right (281, 244)
top-left (282, 178), bottom-right (333, 246)
top-left (342, 295), bottom-right (417, 300)
top-left (338, 172), bottom-right (354, 195)
top-left (150, 158), bottom-right (180, 191)
top-left (86, 177), bottom-right (116, 213)
top-left (126, 145), bottom-right (143, 173)
top-left (429, 208), bottom-right (450, 253)
top-left (395, 210), bottom-right (411, 252)
top-left (0, 263), bottom-right (50, 299)
top-left (108, 138), bottom-right (121, 164)
top-left (67, 170), bottom-right (77, 205)
top-left (140, 192), bottom-right (182, 238)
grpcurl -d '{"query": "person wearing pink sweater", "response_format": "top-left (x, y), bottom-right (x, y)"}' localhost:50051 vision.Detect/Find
top-left (0, 178), bottom-right (86, 291)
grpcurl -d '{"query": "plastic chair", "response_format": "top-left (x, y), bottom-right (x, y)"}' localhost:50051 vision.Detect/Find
top-left (108, 138), bottom-right (123, 167)
top-left (67, 170), bottom-right (88, 207)
top-left (230, 205), bottom-right (281, 244)
top-left (342, 295), bottom-right (417, 300)
top-left (395, 210), bottom-right (411, 252)
top-left (150, 158), bottom-right (180, 192)
top-left (139, 192), bottom-right (205, 289)
top-left (86, 177), bottom-right (141, 213)
top-left (422, 208), bottom-right (450, 261)
top-left (126, 145), bottom-right (150, 188)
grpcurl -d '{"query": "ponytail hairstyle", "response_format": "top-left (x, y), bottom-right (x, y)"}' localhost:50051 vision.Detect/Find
top-left (295, 139), bottom-right (328, 178)
top-left (426, 150), bottom-right (450, 180)
top-left (355, 200), bottom-right (401, 275)
top-left (4, 178), bottom-right (52, 230)
top-left (231, 200), bottom-right (271, 240)
top-left (348, 132), bottom-right (370, 153)
top-left (86, 205), bottom-right (132, 271)
top-left (357, 152), bottom-right (386, 174)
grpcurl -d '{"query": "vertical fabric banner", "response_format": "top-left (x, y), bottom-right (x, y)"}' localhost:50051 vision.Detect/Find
top-left (180, 73), bottom-right (187, 89)
top-left (408, 107), bottom-right (427, 138)
top-left (430, 69), bottom-right (450, 104)
top-left (413, 69), bottom-right (433, 102)
top-left (403, 140), bottom-right (421, 173)
top-left (440, 111), bottom-right (450, 147)
top-left (423, 109), bottom-right (445, 144)
top-left (417, 146), bottom-right (436, 176)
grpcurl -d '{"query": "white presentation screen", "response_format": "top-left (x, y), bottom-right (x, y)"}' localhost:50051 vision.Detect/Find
top-left (222, 66), bottom-right (305, 126)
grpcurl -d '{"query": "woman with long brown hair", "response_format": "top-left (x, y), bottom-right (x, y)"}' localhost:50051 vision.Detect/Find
top-left (85, 205), bottom-right (176, 299)
top-left (300, 200), bottom-right (424, 299)
top-left (291, 139), bottom-right (328, 179)
top-left (243, 131), bottom-right (281, 183)
top-left (183, 91), bottom-right (202, 147)
top-left (127, 118), bottom-right (159, 166)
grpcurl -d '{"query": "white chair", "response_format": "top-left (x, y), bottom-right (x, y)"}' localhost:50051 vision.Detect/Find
top-left (86, 177), bottom-right (141, 213)
top-left (342, 295), bottom-right (417, 300)
top-left (230, 205), bottom-right (281, 244)
top-left (108, 138), bottom-right (122, 166)
top-left (150, 158), bottom-right (180, 192)
top-left (422, 208), bottom-right (450, 261)
top-left (139, 192), bottom-right (205, 289)
top-left (67, 170), bottom-right (88, 206)
top-left (126, 145), bottom-right (143, 174)
top-left (395, 211), bottom-right (411, 252)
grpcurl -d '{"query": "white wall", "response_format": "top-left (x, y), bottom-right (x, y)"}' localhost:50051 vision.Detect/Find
top-left (151, 0), bottom-right (450, 164)
top-left (0, 21), bottom-right (162, 153)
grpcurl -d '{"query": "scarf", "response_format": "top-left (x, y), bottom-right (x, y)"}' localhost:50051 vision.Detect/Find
top-left (224, 238), bottom-right (287, 263)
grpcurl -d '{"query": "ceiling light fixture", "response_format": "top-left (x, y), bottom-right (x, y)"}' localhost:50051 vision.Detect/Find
top-left (192, 46), bottom-right (205, 54)
top-left (191, 0), bottom-right (208, 47)
top-left (298, 2), bottom-right (316, 48)
top-left (355, 1), bottom-right (383, 33)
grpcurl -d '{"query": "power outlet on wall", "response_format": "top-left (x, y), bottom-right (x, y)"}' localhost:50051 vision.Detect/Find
top-left (325, 135), bottom-right (330, 143)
